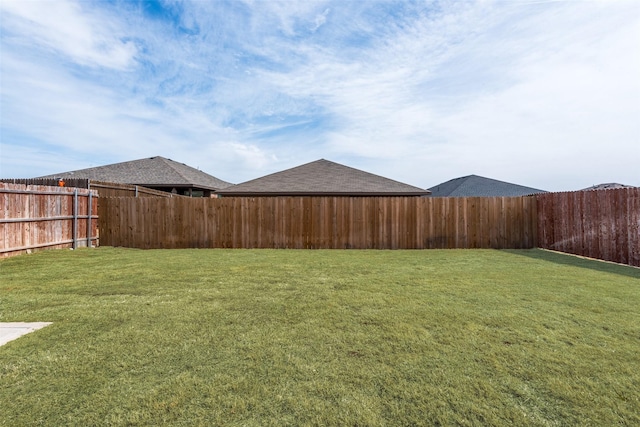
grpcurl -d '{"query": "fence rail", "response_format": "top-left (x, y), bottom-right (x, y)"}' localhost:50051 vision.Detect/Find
top-left (1, 182), bottom-right (99, 257)
top-left (0, 178), bottom-right (176, 198)
top-left (537, 187), bottom-right (640, 267)
top-left (88, 181), bottom-right (177, 198)
top-left (98, 196), bottom-right (537, 250)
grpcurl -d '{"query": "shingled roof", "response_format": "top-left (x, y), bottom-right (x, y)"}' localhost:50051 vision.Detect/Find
top-left (428, 175), bottom-right (547, 197)
top-left (38, 156), bottom-right (232, 191)
top-left (217, 159), bottom-right (430, 196)
top-left (581, 183), bottom-right (636, 191)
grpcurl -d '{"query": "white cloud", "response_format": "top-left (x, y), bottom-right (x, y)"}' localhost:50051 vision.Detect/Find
top-left (251, 1), bottom-right (639, 190)
top-left (423, 2), bottom-right (640, 190)
top-left (240, 0), bottom-right (332, 36)
top-left (0, 0), bottom-right (137, 70)
top-left (312, 8), bottom-right (330, 32)
top-left (0, 50), bottom-right (236, 180)
top-left (1, 0), bottom-right (638, 190)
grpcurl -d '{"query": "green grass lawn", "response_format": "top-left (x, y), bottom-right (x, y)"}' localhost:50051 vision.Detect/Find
top-left (1, 248), bottom-right (639, 426)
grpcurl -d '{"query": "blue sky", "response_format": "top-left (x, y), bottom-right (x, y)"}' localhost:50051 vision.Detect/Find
top-left (1, 0), bottom-right (638, 191)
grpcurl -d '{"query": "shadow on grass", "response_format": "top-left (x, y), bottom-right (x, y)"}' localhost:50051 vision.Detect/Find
top-left (504, 249), bottom-right (640, 280)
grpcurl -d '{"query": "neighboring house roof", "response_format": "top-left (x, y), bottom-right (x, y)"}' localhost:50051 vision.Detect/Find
top-left (581, 183), bottom-right (636, 191)
top-left (37, 156), bottom-right (232, 191)
top-left (217, 159), bottom-right (430, 196)
top-left (428, 175), bottom-right (547, 197)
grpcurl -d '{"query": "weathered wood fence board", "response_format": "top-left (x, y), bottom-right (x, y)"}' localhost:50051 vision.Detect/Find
top-left (1, 182), bottom-right (99, 257)
top-left (98, 196), bottom-right (538, 250)
top-left (537, 188), bottom-right (640, 267)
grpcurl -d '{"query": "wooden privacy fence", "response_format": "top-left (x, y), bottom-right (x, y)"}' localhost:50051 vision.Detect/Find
top-left (1, 182), bottom-right (99, 257)
top-left (537, 187), bottom-right (640, 267)
top-left (98, 196), bottom-right (537, 250)
top-left (4, 184), bottom-right (637, 266)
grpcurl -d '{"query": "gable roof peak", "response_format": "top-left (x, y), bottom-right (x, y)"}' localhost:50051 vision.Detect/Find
top-left (35, 155), bottom-right (233, 190)
top-left (428, 174), bottom-right (547, 197)
top-left (218, 158), bottom-right (429, 196)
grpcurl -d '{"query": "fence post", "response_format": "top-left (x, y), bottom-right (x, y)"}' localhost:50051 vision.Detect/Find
top-left (86, 191), bottom-right (93, 247)
top-left (73, 188), bottom-right (78, 249)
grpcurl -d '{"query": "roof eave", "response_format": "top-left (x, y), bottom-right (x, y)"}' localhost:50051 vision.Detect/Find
top-left (132, 183), bottom-right (224, 191)
top-left (215, 191), bottom-right (431, 197)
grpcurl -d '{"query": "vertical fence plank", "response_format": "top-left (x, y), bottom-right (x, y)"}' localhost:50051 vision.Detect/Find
top-left (425, 197), bottom-right (435, 249)
top-left (629, 188), bottom-right (640, 267)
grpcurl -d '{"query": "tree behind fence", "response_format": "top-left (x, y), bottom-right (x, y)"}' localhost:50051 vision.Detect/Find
top-left (98, 196), bottom-right (538, 250)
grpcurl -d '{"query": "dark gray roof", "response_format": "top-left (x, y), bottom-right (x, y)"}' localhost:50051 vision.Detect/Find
top-left (428, 175), bottom-right (547, 197)
top-left (37, 156), bottom-right (232, 190)
top-left (217, 159), bottom-right (430, 196)
top-left (581, 183), bottom-right (636, 191)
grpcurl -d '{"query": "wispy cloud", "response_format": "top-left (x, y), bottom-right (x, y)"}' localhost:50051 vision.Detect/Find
top-left (1, 0), bottom-right (638, 190)
top-left (0, 0), bottom-right (137, 70)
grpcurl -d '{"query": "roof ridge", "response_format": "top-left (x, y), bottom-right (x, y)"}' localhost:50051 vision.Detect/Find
top-left (323, 159), bottom-right (425, 190)
top-left (48, 156), bottom-right (162, 176)
top-left (225, 158), bottom-right (423, 189)
top-left (218, 158), bottom-right (429, 195)
top-left (428, 174), bottom-right (547, 197)
top-left (157, 156), bottom-right (194, 182)
top-left (445, 175), bottom-right (470, 193)
top-left (466, 174), bottom-right (536, 188)
top-left (34, 155), bottom-right (232, 190)
top-left (225, 159), bottom-right (328, 187)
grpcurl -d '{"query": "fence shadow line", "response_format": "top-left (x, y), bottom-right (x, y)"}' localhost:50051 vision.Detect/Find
top-left (503, 249), bottom-right (640, 279)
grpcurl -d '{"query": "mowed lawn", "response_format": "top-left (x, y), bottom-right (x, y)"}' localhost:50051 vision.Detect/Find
top-left (1, 248), bottom-right (639, 426)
